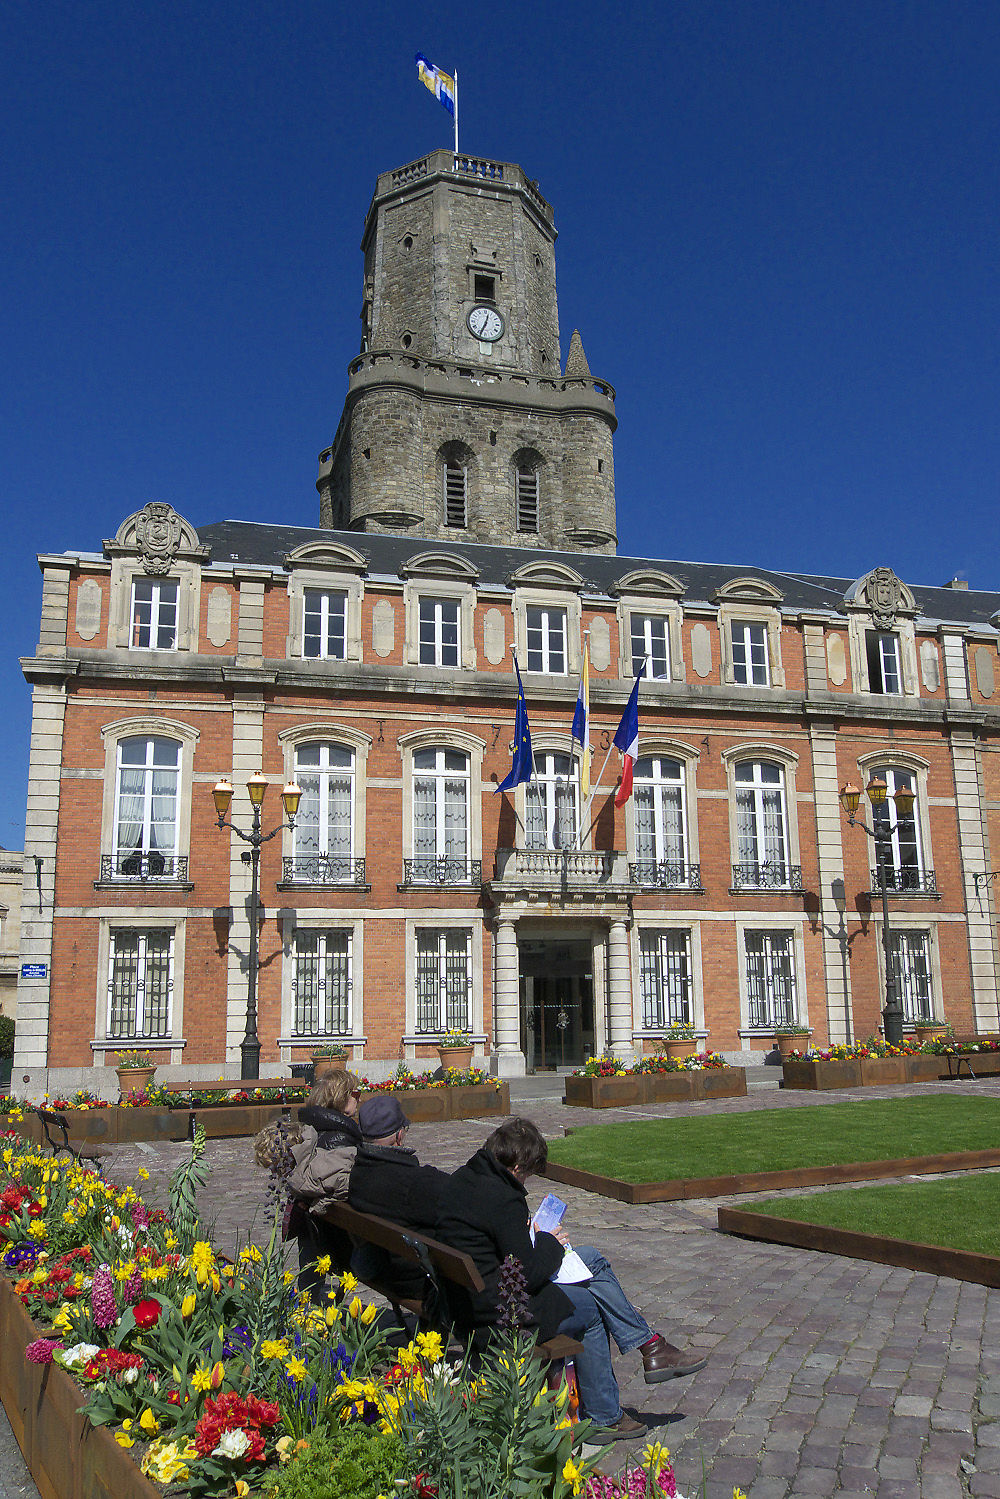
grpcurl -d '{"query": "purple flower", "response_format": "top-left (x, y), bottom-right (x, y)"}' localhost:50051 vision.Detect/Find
top-left (123, 1266), bottom-right (142, 1304)
top-left (3, 1244), bottom-right (39, 1270)
top-left (90, 1264), bottom-right (118, 1329)
top-left (131, 1201), bottom-right (150, 1232)
top-left (25, 1339), bottom-right (62, 1364)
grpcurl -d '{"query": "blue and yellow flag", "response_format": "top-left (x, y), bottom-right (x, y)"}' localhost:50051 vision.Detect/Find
top-left (496, 660), bottom-right (533, 793)
top-left (416, 54), bottom-right (456, 117)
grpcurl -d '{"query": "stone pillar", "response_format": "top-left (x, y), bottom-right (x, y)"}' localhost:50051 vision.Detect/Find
top-left (226, 696), bottom-right (266, 1069)
top-left (492, 918), bottom-right (525, 1077)
top-left (950, 731), bottom-right (1000, 1031)
top-left (808, 724), bottom-right (855, 1044)
top-left (607, 919), bottom-right (635, 1062)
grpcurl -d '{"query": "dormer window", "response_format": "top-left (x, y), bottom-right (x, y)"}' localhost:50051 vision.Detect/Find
top-left (867, 631), bottom-right (901, 694)
top-left (516, 468), bottom-right (539, 533)
top-left (444, 461), bottom-right (467, 528)
top-left (130, 578), bottom-right (178, 651)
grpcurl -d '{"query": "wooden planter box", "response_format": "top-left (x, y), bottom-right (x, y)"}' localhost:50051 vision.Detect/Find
top-left (394, 1082), bottom-right (510, 1122)
top-left (563, 1068), bottom-right (747, 1110)
top-left (0, 1274), bottom-right (159, 1499)
top-left (859, 1057), bottom-right (909, 1086)
top-left (784, 1052), bottom-right (1000, 1091)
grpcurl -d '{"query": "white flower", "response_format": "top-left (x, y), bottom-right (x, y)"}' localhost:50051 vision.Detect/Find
top-left (122, 1368), bottom-right (139, 1385)
top-left (213, 1429), bottom-right (251, 1459)
top-left (59, 1342), bottom-right (100, 1369)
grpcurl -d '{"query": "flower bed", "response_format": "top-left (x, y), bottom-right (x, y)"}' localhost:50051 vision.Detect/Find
top-left (783, 1053), bottom-right (973, 1090)
top-left (0, 1125), bottom-right (681, 1499)
top-left (565, 1055), bottom-right (746, 1109)
top-left (3, 1074), bottom-right (510, 1146)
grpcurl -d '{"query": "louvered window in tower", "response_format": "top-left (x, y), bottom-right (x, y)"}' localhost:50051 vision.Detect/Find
top-left (516, 468), bottom-right (539, 532)
top-left (444, 462), bottom-right (467, 527)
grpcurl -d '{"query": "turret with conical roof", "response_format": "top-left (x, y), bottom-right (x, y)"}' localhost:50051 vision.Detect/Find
top-left (317, 151), bottom-right (618, 553)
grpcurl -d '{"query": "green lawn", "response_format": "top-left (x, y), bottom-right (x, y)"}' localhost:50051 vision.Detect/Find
top-left (750, 1174), bottom-right (1000, 1257)
top-left (546, 1096), bottom-right (1000, 1183)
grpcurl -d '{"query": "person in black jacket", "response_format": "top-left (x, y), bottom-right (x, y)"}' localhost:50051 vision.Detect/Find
top-left (283, 1070), bottom-right (364, 1298)
top-left (347, 1095), bottom-right (450, 1300)
top-left (436, 1117), bottom-right (707, 1443)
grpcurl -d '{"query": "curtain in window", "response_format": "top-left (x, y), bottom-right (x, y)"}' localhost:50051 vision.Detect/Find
top-left (115, 767), bottom-right (146, 858)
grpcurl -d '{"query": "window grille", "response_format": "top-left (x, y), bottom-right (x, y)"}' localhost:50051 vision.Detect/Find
top-left (640, 930), bottom-right (692, 1028)
top-left (889, 930), bottom-right (932, 1023)
top-left (415, 929), bottom-right (472, 1033)
top-left (444, 462), bottom-right (467, 527)
top-left (516, 468), bottom-right (539, 532)
top-left (293, 929), bottom-right (351, 1036)
top-left (744, 930), bottom-right (797, 1029)
top-left (108, 930), bottom-right (172, 1039)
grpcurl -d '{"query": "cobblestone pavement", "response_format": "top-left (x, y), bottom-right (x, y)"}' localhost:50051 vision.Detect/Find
top-left (8, 1077), bottom-right (1000, 1498)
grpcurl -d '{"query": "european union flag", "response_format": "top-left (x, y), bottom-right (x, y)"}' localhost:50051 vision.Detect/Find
top-left (496, 660), bottom-right (533, 793)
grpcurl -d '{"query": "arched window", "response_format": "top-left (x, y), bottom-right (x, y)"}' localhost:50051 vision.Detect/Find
top-left (444, 460), bottom-right (467, 528)
top-left (525, 752), bottom-right (578, 850)
top-left (112, 737), bottom-right (180, 879)
top-left (633, 757), bottom-right (688, 885)
top-left (292, 743), bottom-right (355, 884)
top-left (734, 760), bottom-right (793, 889)
top-left (871, 766), bottom-right (924, 890)
top-left (412, 747), bottom-right (471, 882)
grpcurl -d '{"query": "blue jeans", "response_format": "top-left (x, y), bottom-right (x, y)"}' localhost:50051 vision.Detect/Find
top-left (555, 1245), bottom-right (653, 1425)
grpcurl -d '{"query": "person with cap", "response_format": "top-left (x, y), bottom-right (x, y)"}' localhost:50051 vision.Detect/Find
top-left (346, 1095), bottom-right (451, 1300)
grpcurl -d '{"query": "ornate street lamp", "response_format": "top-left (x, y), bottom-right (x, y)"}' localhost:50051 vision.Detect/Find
top-left (839, 775), bottom-right (917, 1047)
top-left (212, 775), bottom-right (302, 1079)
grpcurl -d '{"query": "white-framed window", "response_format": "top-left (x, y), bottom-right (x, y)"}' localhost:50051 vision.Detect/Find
top-left (292, 929), bottom-right (352, 1037)
top-left (112, 736), bottom-right (180, 879)
top-left (412, 748), bottom-right (471, 882)
top-left (292, 742), bottom-right (355, 883)
top-left (303, 589), bottom-right (348, 660)
top-left (414, 928), bottom-right (473, 1034)
top-left (130, 578), bottom-right (178, 650)
top-left (418, 597), bottom-right (460, 667)
top-left (526, 606), bottom-right (567, 674)
top-left (107, 929), bottom-right (174, 1039)
top-left (516, 467), bottom-right (539, 533)
top-left (633, 757), bottom-right (688, 883)
top-left (734, 760), bottom-right (792, 887)
top-left (525, 751), bottom-right (578, 850)
top-left (866, 631), bottom-right (902, 694)
top-left (744, 930), bottom-right (797, 1029)
top-left (890, 930), bottom-right (933, 1023)
top-left (631, 615), bottom-right (671, 680)
top-left (731, 622), bottom-right (769, 686)
top-left (639, 930), bottom-right (692, 1028)
top-left (444, 461), bottom-right (467, 528)
top-left (870, 766), bottom-right (924, 890)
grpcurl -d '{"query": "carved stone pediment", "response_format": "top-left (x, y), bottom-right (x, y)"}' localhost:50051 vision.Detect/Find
top-left (284, 541), bottom-right (368, 575)
top-left (843, 567), bottom-right (916, 627)
top-left (507, 560), bottom-right (585, 591)
top-left (400, 550), bottom-right (479, 582)
top-left (713, 575), bottom-right (784, 604)
top-left (104, 503), bottom-right (208, 575)
top-left (612, 569), bottom-right (685, 599)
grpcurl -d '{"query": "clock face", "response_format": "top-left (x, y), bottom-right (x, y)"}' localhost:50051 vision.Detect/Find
top-left (467, 305), bottom-right (504, 342)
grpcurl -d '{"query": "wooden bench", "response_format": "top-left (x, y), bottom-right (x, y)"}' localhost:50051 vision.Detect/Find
top-left (320, 1198), bottom-right (582, 1367)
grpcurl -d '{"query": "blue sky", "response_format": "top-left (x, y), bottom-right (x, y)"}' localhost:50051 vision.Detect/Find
top-left (2, 0), bottom-right (998, 843)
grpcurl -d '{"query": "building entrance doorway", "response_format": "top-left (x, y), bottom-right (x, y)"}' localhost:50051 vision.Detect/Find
top-left (519, 939), bottom-right (594, 1072)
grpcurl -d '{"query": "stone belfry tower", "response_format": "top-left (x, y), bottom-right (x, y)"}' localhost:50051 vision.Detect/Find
top-left (317, 151), bottom-right (618, 552)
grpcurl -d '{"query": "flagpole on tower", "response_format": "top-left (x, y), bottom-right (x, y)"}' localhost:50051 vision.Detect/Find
top-left (454, 69), bottom-right (459, 155)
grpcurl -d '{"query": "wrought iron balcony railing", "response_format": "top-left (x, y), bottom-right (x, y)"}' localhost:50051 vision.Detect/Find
top-left (629, 861), bottom-right (703, 891)
top-left (282, 854), bottom-right (368, 886)
top-left (732, 862), bottom-right (803, 892)
top-left (401, 858), bottom-right (482, 888)
top-left (871, 866), bottom-right (937, 895)
top-left (100, 853), bottom-right (188, 882)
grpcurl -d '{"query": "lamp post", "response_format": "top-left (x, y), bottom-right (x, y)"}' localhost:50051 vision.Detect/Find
top-left (839, 776), bottom-right (917, 1048)
top-left (212, 773), bottom-right (302, 1080)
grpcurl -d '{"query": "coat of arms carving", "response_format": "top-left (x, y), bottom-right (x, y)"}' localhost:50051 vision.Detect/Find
top-left (864, 566), bottom-right (903, 629)
top-left (135, 502), bottom-right (182, 575)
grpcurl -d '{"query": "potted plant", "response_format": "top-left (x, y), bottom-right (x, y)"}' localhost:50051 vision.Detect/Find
top-left (310, 1042), bottom-right (349, 1078)
top-left (113, 1047), bottom-right (156, 1098)
top-left (0, 1014), bottom-right (13, 1090)
top-left (434, 1028), bottom-right (475, 1070)
top-left (774, 1024), bottom-right (811, 1060)
top-left (655, 1021), bottom-right (699, 1061)
top-left (913, 1019), bottom-right (949, 1043)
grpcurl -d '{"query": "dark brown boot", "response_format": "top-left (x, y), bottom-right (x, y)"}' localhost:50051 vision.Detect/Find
top-left (641, 1334), bottom-right (708, 1383)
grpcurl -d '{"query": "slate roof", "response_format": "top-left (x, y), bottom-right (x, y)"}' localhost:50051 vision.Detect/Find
top-left (195, 520), bottom-right (1000, 631)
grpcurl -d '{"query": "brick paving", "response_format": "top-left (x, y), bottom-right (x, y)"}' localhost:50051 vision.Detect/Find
top-left (7, 1075), bottom-right (1000, 1497)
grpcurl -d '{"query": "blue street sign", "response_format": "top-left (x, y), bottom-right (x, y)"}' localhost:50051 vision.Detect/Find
top-left (20, 963), bottom-right (47, 979)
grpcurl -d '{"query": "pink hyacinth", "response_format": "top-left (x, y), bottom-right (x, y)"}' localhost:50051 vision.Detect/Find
top-left (25, 1339), bottom-right (63, 1364)
top-left (131, 1201), bottom-right (150, 1232)
top-left (90, 1264), bottom-right (118, 1329)
top-left (123, 1266), bottom-right (142, 1304)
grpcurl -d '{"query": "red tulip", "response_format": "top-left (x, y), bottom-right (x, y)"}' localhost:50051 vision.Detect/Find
top-left (132, 1297), bottom-right (162, 1329)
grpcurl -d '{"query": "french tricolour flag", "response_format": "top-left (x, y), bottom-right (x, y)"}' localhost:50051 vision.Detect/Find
top-left (613, 675), bottom-right (641, 808)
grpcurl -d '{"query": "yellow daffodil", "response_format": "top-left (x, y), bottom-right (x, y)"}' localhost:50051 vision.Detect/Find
top-left (416, 1330), bottom-right (444, 1362)
top-left (315, 1255), bottom-right (331, 1275)
top-left (642, 1441), bottom-right (670, 1470)
top-left (562, 1458), bottom-right (584, 1495)
top-left (339, 1269), bottom-right (358, 1292)
top-left (260, 1339), bottom-right (289, 1359)
top-left (190, 1365), bottom-right (215, 1393)
top-left (285, 1356), bottom-right (308, 1381)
